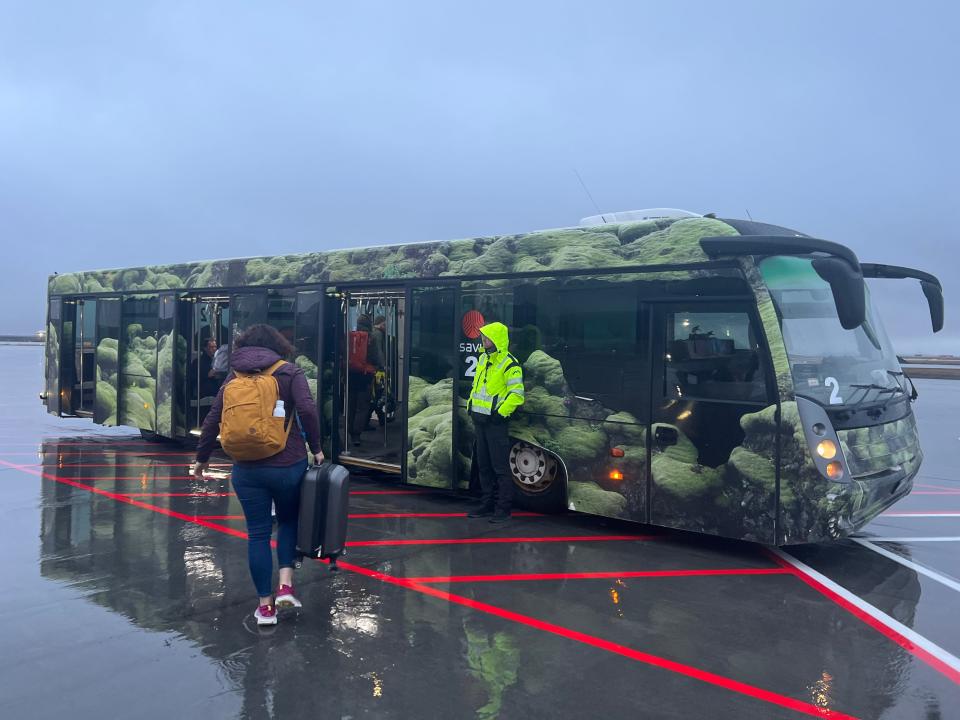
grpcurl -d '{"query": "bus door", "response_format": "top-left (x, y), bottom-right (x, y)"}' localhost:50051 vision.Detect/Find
top-left (93, 297), bottom-right (121, 426)
top-left (650, 302), bottom-right (775, 539)
top-left (45, 298), bottom-right (63, 416)
top-left (406, 285), bottom-right (457, 488)
top-left (187, 294), bottom-right (231, 433)
top-left (61, 298), bottom-right (97, 417)
top-left (321, 289), bottom-right (344, 458)
top-left (336, 286), bottom-right (406, 473)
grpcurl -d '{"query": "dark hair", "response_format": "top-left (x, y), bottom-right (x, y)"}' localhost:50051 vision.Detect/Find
top-left (357, 314), bottom-right (372, 331)
top-left (234, 324), bottom-right (295, 358)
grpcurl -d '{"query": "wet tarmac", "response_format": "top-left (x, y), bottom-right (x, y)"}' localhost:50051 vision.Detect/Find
top-left (1, 344), bottom-right (958, 719)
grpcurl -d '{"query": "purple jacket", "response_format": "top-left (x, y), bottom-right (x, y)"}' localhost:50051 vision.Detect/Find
top-left (196, 346), bottom-right (322, 466)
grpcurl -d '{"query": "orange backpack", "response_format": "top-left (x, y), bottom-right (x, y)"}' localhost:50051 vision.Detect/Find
top-left (348, 330), bottom-right (375, 373)
top-left (219, 359), bottom-right (293, 461)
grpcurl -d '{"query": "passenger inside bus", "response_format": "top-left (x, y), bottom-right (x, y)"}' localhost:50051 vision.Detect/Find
top-left (190, 337), bottom-right (226, 399)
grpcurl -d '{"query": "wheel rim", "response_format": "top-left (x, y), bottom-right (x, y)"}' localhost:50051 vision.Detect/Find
top-left (510, 441), bottom-right (557, 494)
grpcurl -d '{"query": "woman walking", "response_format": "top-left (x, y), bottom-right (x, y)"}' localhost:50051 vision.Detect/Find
top-left (194, 324), bottom-right (322, 625)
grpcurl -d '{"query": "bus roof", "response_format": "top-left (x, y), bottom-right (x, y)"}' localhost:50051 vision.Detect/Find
top-left (47, 216), bottom-right (804, 296)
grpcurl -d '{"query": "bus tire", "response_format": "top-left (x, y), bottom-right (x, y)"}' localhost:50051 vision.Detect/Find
top-left (509, 440), bottom-right (566, 514)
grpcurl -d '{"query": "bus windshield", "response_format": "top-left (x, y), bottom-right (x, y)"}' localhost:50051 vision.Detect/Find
top-left (759, 255), bottom-right (904, 408)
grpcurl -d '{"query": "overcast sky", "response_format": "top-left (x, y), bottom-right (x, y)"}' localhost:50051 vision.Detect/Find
top-left (2, 1), bottom-right (957, 352)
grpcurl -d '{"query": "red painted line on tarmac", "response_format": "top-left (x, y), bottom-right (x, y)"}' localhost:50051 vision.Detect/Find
top-left (0, 457), bottom-right (857, 718)
top-left (0, 439), bottom-right (147, 446)
top-left (916, 482), bottom-right (960, 491)
top-left (0, 461), bottom-right (247, 540)
top-left (766, 550), bottom-right (960, 686)
top-left (49, 475), bottom-right (211, 481)
top-left (407, 568), bottom-right (792, 583)
top-left (349, 511), bottom-right (542, 519)
top-left (14, 450), bottom-right (197, 457)
top-left (348, 534), bottom-right (655, 548)
top-left (192, 512), bottom-right (544, 521)
top-left (23, 463), bottom-right (230, 468)
top-left (337, 560), bottom-right (858, 719)
top-left (117, 492), bottom-right (233, 497)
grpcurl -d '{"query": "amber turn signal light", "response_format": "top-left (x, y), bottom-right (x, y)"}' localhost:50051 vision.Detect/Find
top-left (825, 461), bottom-right (843, 480)
top-left (609, 470), bottom-right (624, 481)
top-left (816, 439), bottom-right (837, 460)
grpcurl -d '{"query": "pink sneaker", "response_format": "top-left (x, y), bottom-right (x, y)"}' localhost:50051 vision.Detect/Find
top-left (275, 584), bottom-right (302, 609)
top-left (254, 604), bottom-right (277, 625)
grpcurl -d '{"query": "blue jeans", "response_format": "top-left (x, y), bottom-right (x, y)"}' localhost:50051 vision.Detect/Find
top-left (231, 458), bottom-right (307, 597)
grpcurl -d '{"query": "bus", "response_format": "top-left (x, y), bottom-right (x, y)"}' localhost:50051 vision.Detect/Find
top-left (42, 210), bottom-right (945, 544)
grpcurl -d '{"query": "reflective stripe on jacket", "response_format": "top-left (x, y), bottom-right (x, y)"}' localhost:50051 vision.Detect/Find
top-left (467, 321), bottom-right (524, 418)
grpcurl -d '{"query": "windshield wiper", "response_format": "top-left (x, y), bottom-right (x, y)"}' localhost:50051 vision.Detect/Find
top-left (886, 369), bottom-right (918, 402)
top-left (846, 382), bottom-right (904, 415)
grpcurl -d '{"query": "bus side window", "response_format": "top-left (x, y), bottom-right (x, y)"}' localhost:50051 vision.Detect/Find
top-left (664, 309), bottom-right (767, 404)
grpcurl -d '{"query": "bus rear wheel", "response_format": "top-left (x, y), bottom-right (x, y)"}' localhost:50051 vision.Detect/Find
top-left (509, 441), bottom-right (565, 513)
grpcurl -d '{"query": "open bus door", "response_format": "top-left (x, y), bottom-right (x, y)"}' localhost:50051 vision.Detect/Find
top-left (333, 286), bottom-right (406, 474)
top-left (44, 297), bottom-right (62, 416)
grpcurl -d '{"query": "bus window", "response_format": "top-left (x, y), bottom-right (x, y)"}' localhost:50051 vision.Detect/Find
top-left (460, 277), bottom-right (649, 421)
top-left (294, 290), bottom-right (321, 403)
top-left (231, 292), bottom-right (267, 335)
top-left (268, 290), bottom-right (296, 346)
top-left (71, 299), bottom-right (98, 415)
top-left (663, 309), bottom-right (767, 404)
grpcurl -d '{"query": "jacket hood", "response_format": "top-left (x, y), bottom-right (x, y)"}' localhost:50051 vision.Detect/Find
top-left (479, 322), bottom-right (509, 354)
top-left (231, 346), bottom-right (283, 373)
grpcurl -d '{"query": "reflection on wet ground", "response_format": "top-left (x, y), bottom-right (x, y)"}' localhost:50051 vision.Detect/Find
top-left (1, 346), bottom-right (959, 719)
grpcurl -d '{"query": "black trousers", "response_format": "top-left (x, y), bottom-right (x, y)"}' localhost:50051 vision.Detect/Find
top-left (348, 371), bottom-right (372, 438)
top-left (474, 419), bottom-right (513, 514)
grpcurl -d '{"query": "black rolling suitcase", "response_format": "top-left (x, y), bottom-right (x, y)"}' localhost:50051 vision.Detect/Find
top-left (296, 463), bottom-right (350, 570)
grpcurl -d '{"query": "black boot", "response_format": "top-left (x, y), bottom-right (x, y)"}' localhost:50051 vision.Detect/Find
top-left (467, 505), bottom-right (494, 518)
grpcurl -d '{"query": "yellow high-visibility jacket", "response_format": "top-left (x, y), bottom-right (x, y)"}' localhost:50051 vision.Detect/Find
top-left (467, 322), bottom-right (524, 419)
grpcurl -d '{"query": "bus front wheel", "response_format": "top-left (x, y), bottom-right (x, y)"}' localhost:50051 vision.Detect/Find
top-left (509, 440), bottom-right (566, 513)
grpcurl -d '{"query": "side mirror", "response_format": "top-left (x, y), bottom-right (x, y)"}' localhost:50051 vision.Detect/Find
top-left (811, 257), bottom-right (866, 330)
top-left (921, 280), bottom-right (945, 333)
top-left (860, 263), bottom-right (944, 334)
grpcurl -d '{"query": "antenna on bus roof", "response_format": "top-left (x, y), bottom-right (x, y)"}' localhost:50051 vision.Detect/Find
top-left (573, 168), bottom-right (603, 218)
top-left (746, 209), bottom-right (754, 220)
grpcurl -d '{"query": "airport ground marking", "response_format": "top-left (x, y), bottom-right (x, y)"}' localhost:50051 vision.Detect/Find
top-left (191, 512), bottom-right (545, 521)
top-left (405, 568), bottom-right (791, 583)
top-left (336, 559), bottom-right (858, 719)
top-left (852, 539), bottom-right (960, 594)
top-left (769, 547), bottom-right (960, 686)
top-left (347, 534), bottom-right (656, 547)
top-left (3, 458), bottom-right (857, 718)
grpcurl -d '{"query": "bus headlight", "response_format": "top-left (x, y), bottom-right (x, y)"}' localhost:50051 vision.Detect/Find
top-left (825, 461), bottom-right (844, 480)
top-left (816, 439), bottom-right (837, 460)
